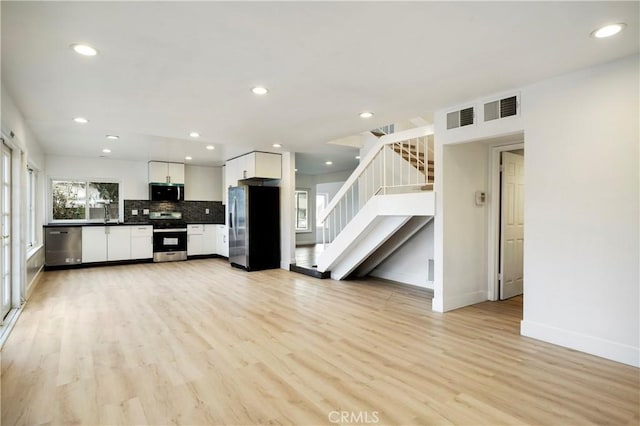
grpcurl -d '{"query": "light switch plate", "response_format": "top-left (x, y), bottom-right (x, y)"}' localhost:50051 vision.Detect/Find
top-left (143, 208), bottom-right (150, 215)
top-left (132, 209), bottom-right (138, 215)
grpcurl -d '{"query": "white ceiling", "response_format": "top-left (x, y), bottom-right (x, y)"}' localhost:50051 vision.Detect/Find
top-left (1, 2), bottom-right (638, 172)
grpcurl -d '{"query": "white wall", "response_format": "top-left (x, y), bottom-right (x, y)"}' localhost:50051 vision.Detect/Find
top-left (370, 220), bottom-right (434, 289)
top-left (1, 84), bottom-right (45, 170)
top-left (436, 142), bottom-right (491, 310)
top-left (184, 165), bottom-right (222, 201)
top-left (1, 84), bottom-right (47, 300)
top-left (433, 55), bottom-right (639, 367)
top-left (46, 157), bottom-right (224, 203)
top-left (46, 156), bottom-right (150, 201)
top-left (520, 55), bottom-right (639, 367)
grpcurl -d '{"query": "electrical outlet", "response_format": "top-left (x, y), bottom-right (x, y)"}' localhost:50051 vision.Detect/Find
top-left (205, 208), bottom-right (210, 214)
top-left (132, 209), bottom-right (138, 216)
top-left (143, 208), bottom-right (150, 215)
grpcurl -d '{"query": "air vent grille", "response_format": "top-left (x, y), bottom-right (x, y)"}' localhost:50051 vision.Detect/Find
top-left (500, 96), bottom-right (517, 117)
top-left (447, 107), bottom-right (475, 129)
top-left (460, 107), bottom-right (474, 126)
top-left (484, 95), bottom-right (518, 122)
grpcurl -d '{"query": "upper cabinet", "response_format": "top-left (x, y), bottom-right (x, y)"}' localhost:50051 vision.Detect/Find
top-left (225, 152), bottom-right (281, 191)
top-left (149, 161), bottom-right (185, 184)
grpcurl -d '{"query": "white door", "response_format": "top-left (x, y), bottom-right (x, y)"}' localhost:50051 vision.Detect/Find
top-left (500, 151), bottom-right (524, 300)
top-left (0, 143), bottom-right (12, 321)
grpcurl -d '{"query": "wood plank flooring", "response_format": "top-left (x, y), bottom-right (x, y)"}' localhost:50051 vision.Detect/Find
top-left (2, 259), bottom-right (638, 425)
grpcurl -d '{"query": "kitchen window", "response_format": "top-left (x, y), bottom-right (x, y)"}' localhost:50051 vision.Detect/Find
top-left (51, 180), bottom-right (120, 222)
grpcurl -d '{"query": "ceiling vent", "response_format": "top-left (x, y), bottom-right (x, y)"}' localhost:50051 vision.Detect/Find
top-left (484, 95), bottom-right (518, 122)
top-left (447, 107), bottom-right (474, 130)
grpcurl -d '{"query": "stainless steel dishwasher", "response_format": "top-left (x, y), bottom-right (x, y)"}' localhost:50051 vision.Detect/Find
top-left (45, 227), bottom-right (82, 266)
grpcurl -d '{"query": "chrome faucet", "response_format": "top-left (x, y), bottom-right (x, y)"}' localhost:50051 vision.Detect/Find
top-left (104, 202), bottom-right (111, 223)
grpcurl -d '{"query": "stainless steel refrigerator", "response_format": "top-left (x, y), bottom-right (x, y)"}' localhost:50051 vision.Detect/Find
top-left (228, 185), bottom-right (280, 271)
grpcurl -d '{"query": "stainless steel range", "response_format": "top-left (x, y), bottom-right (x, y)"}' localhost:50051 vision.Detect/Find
top-left (150, 211), bottom-right (187, 262)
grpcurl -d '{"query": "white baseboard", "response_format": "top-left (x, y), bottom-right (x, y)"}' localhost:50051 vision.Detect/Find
top-left (26, 265), bottom-right (44, 300)
top-left (521, 320), bottom-right (640, 368)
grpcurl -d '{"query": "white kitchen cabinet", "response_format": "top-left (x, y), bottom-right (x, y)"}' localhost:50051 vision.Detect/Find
top-left (82, 226), bottom-right (108, 263)
top-left (108, 226), bottom-right (132, 261)
top-left (224, 152), bottom-right (281, 192)
top-left (216, 225), bottom-right (228, 257)
top-left (149, 161), bottom-right (185, 184)
top-left (188, 224), bottom-right (217, 256)
top-left (187, 224), bottom-right (204, 256)
top-left (131, 225), bottom-right (153, 259)
top-left (253, 152), bottom-right (281, 179)
top-left (204, 225), bottom-right (217, 254)
top-left (82, 226), bottom-right (131, 262)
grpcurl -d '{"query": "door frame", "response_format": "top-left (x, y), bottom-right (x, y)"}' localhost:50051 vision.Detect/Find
top-left (487, 141), bottom-right (524, 301)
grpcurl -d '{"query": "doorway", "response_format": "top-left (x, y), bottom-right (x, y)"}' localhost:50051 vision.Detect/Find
top-left (499, 150), bottom-right (524, 299)
top-left (488, 143), bottom-right (524, 301)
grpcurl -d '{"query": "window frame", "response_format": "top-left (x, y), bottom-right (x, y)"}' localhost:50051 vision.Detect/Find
top-left (50, 178), bottom-right (122, 223)
top-left (26, 167), bottom-right (37, 248)
top-left (294, 189), bottom-right (310, 232)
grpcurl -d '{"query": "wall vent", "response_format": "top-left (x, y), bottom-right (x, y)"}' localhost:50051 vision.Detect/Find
top-left (484, 95), bottom-right (518, 122)
top-left (447, 106), bottom-right (475, 129)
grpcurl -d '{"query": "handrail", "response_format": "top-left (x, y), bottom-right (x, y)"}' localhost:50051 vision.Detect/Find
top-left (319, 125), bottom-right (434, 245)
top-left (318, 125), bottom-right (433, 224)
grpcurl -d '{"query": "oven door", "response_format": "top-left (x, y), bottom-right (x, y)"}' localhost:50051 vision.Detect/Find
top-left (153, 229), bottom-right (187, 262)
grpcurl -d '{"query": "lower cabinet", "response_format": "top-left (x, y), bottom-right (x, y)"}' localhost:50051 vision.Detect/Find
top-left (204, 225), bottom-right (217, 254)
top-left (82, 226), bottom-right (132, 263)
top-left (131, 225), bottom-right (153, 259)
top-left (188, 224), bottom-right (217, 256)
top-left (216, 225), bottom-right (228, 257)
top-left (82, 227), bottom-right (108, 263)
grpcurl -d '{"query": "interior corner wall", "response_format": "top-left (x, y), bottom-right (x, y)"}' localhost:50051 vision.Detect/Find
top-left (439, 142), bottom-right (490, 310)
top-left (184, 165), bottom-right (222, 201)
top-left (280, 152), bottom-right (296, 269)
top-left (369, 219), bottom-right (434, 289)
top-left (520, 55), bottom-right (639, 367)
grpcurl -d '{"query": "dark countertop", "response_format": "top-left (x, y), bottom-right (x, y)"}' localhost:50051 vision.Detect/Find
top-left (44, 221), bottom-right (223, 227)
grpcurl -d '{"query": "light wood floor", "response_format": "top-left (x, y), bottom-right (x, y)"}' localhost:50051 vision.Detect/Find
top-left (2, 259), bottom-right (638, 425)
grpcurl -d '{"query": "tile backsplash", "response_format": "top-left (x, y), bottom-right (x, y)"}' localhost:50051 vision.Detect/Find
top-left (124, 200), bottom-right (225, 224)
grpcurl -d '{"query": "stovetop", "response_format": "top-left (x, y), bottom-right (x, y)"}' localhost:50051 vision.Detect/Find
top-left (152, 220), bottom-right (187, 229)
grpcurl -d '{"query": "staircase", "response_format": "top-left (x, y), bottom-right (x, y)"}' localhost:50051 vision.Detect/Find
top-left (316, 126), bottom-right (435, 280)
top-left (391, 142), bottom-right (435, 183)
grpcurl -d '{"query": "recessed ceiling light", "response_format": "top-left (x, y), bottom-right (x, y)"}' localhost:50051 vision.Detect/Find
top-left (185, 156), bottom-right (193, 160)
top-left (189, 132), bottom-right (200, 138)
top-left (206, 145), bottom-right (215, 150)
top-left (102, 148), bottom-right (111, 154)
top-left (325, 161), bottom-right (333, 166)
top-left (591, 23), bottom-right (626, 38)
top-left (106, 134), bottom-right (119, 140)
top-left (73, 117), bottom-right (89, 124)
top-left (71, 43), bottom-right (98, 56)
top-left (355, 155), bottom-right (361, 160)
top-left (252, 86), bottom-right (268, 95)
top-left (359, 111), bottom-right (374, 118)
top-left (272, 143), bottom-right (282, 148)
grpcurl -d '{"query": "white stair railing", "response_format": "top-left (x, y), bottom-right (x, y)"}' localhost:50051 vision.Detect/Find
top-left (318, 127), bottom-right (434, 245)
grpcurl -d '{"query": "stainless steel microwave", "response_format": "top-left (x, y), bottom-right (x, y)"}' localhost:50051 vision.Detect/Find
top-left (149, 183), bottom-right (184, 202)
